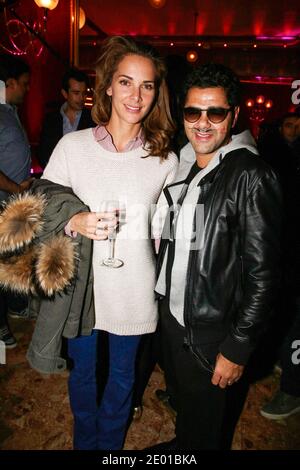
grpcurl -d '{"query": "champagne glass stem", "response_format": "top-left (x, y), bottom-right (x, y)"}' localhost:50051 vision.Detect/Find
top-left (108, 238), bottom-right (115, 260)
top-left (100, 199), bottom-right (124, 268)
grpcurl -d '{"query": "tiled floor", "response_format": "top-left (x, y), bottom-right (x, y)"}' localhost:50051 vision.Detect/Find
top-left (0, 317), bottom-right (299, 450)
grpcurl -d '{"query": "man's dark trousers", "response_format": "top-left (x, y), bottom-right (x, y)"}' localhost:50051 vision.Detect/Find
top-left (160, 299), bottom-right (227, 450)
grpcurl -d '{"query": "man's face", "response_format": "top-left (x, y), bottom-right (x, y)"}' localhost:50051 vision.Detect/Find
top-left (62, 78), bottom-right (87, 112)
top-left (183, 87), bottom-right (239, 161)
top-left (280, 116), bottom-right (300, 144)
top-left (7, 72), bottom-right (30, 105)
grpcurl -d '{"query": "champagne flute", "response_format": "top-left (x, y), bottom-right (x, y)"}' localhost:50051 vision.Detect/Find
top-left (100, 200), bottom-right (124, 268)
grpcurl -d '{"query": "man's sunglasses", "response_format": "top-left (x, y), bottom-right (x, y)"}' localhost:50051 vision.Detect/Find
top-left (183, 106), bottom-right (233, 124)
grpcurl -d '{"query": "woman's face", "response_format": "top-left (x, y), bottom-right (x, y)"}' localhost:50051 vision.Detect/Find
top-left (106, 54), bottom-right (157, 127)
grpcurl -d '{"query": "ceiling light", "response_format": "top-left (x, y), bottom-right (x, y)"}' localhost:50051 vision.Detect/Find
top-left (34, 0), bottom-right (59, 10)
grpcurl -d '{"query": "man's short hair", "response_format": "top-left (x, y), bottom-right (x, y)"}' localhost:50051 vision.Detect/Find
top-left (0, 54), bottom-right (30, 83)
top-left (182, 63), bottom-right (241, 107)
top-left (279, 112), bottom-right (299, 126)
top-left (62, 68), bottom-right (89, 92)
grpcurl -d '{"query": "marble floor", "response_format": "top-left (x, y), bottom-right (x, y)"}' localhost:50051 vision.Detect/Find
top-left (0, 317), bottom-right (300, 451)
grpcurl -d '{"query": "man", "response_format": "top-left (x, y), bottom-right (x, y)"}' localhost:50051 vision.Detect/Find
top-left (0, 54), bottom-right (34, 348)
top-left (38, 68), bottom-right (95, 168)
top-left (258, 112), bottom-right (300, 191)
top-left (280, 112), bottom-right (300, 145)
top-left (152, 63), bottom-right (282, 449)
top-left (0, 55), bottom-right (33, 200)
top-left (259, 113), bottom-right (300, 420)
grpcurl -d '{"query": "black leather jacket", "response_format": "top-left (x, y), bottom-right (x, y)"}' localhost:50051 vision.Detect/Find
top-left (157, 148), bottom-right (282, 365)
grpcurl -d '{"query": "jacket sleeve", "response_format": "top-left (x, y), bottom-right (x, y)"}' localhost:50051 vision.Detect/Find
top-left (30, 179), bottom-right (89, 239)
top-left (219, 169), bottom-right (283, 365)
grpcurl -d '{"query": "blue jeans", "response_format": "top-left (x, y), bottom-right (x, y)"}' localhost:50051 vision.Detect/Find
top-left (68, 330), bottom-right (141, 450)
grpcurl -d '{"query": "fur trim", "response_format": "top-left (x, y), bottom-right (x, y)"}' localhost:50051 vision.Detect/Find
top-left (35, 236), bottom-right (76, 297)
top-left (0, 193), bottom-right (46, 256)
top-left (0, 247), bottom-right (37, 294)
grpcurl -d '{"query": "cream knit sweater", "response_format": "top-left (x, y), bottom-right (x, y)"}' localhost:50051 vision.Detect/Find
top-left (43, 128), bottom-right (178, 335)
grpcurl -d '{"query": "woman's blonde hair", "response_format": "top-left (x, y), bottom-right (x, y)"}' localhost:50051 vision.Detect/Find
top-left (92, 36), bottom-right (175, 160)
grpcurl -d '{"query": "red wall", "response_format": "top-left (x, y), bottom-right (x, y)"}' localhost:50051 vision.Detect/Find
top-left (21, 1), bottom-right (71, 144)
top-left (1, 0), bottom-right (72, 160)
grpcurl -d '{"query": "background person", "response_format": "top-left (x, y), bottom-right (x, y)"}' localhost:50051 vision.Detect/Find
top-left (259, 113), bottom-right (300, 420)
top-left (38, 67), bottom-right (95, 169)
top-left (0, 54), bottom-right (33, 348)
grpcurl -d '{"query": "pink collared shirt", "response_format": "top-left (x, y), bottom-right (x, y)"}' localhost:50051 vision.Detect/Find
top-left (92, 125), bottom-right (145, 152)
top-left (65, 126), bottom-right (145, 237)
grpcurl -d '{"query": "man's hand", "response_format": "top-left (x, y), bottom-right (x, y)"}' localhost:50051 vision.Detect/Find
top-left (211, 353), bottom-right (244, 389)
top-left (0, 171), bottom-right (34, 194)
top-left (18, 177), bottom-right (35, 193)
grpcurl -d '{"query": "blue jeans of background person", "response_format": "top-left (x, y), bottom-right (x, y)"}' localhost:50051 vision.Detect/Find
top-left (68, 330), bottom-right (141, 450)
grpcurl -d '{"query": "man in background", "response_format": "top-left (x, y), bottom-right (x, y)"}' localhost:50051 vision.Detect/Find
top-left (259, 113), bottom-right (300, 420)
top-left (38, 68), bottom-right (95, 168)
top-left (0, 54), bottom-right (34, 348)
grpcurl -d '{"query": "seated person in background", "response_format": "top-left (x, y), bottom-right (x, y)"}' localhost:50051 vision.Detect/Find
top-left (38, 68), bottom-right (95, 168)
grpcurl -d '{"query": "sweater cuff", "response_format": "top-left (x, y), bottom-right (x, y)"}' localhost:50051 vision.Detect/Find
top-left (219, 334), bottom-right (253, 366)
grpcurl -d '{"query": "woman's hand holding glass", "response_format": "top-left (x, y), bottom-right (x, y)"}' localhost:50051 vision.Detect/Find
top-left (100, 200), bottom-right (125, 268)
top-left (68, 211), bottom-right (118, 241)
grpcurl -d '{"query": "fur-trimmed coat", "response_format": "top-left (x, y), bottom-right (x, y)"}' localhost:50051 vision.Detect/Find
top-left (0, 179), bottom-right (95, 373)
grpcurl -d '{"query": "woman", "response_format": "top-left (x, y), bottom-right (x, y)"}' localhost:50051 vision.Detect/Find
top-left (42, 36), bottom-right (178, 450)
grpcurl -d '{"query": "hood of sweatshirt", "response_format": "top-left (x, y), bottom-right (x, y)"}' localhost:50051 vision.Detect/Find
top-left (177, 130), bottom-right (258, 180)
